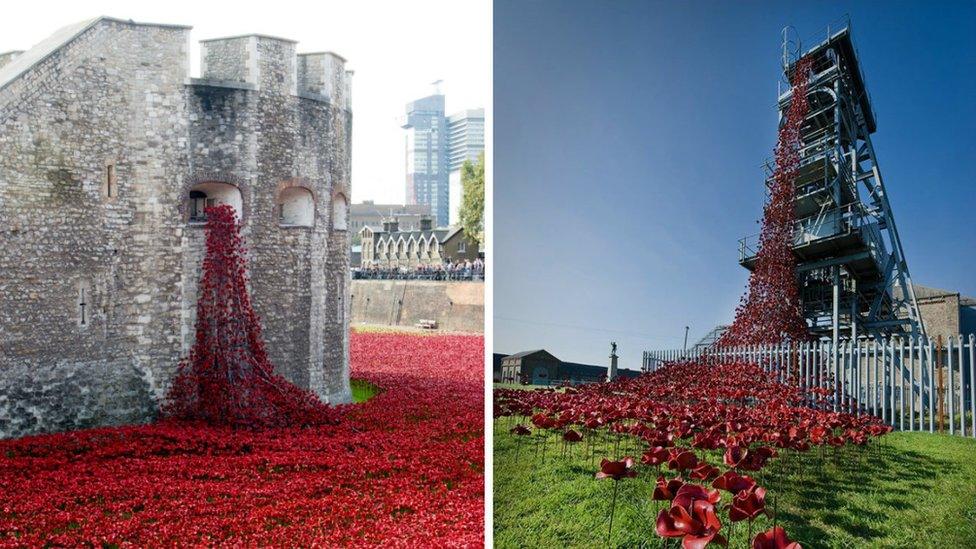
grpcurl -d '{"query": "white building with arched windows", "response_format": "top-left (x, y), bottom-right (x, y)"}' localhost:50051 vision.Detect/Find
top-left (359, 217), bottom-right (482, 268)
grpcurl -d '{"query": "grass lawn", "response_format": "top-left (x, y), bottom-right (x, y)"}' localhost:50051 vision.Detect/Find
top-left (351, 378), bottom-right (381, 403)
top-left (493, 419), bottom-right (976, 548)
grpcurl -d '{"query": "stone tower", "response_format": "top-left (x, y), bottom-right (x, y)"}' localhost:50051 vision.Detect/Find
top-left (0, 17), bottom-right (353, 438)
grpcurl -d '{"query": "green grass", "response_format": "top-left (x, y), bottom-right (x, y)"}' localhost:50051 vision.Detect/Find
top-left (352, 324), bottom-right (428, 335)
top-left (351, 379), bottom-right (380, 403)
top-left (493, 419), bottom-right (976, 548)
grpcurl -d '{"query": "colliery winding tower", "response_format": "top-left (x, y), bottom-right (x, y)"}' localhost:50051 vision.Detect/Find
top-left (738, 21), bottom-right (925, 344)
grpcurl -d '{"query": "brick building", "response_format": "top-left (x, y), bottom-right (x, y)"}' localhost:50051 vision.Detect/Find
top-left (912, 285), bottom-right (976, 340)
top-left (497, 349), bottom-right (641, 385)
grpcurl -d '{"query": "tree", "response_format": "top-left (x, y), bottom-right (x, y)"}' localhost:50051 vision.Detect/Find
top-left (459, 152), bottom-right (485, 244)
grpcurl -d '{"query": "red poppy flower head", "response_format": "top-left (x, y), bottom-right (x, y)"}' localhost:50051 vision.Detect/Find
top-left (651, 475), bottom-right (684, 501)
top-left (692, 431), bottom-right (720, 450)
top-left (711, 471), bottom-right (756, 494)
top-left (752, 526), bottom-right (801, 549)
top-left (655, 508), bottom-right (683, 539)
top-left (790, 440), bottom-right (810, 452)
top-left (739, 451), bottom-right (771, 472)
top-left (584, 417), bottom-right (604, 429)
top-left (672, 482), bottom-right (721, 510)
top-left (690, 462), bottom-right (720, 481)
top-left (724, 445), bottom-right (749, 468)
top-left (729, 485), bottom-right (767, 522)
top-left (595, 457), bottom-right (637, 481)
top-left (649, 431), bottom-right (675, 448)
top-left (657, 499), bottom-right (725, 548)
top-left (562, 429), bottom-right (583, 443)
top-left (530, 413), bottom-right (553, 430)
top-left (642, 446), bottom-right (669, 467)
top-left (667, 448), bottom-right (699, 471)
top-left (510, 425), bottom-right (531, 436)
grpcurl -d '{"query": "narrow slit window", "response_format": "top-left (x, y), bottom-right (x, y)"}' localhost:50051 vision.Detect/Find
top-left (105, 163), bottom-right (117, 198)
top-left (78, 285), bottom-right (89, 326)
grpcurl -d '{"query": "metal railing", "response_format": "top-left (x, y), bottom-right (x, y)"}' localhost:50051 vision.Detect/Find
top-left (643, 334), bottom-right (976, 438)
top-left (352, 265), bottom-right (484, 282)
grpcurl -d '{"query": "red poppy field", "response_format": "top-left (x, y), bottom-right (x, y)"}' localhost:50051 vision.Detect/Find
top-left (492, 367), bottom-right (976, 548)
top-left (0, 331), bottom-right (485, 547)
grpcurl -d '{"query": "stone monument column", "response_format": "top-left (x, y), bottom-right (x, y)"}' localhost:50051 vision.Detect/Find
top-left (608, 341), bottom-right (618, 382)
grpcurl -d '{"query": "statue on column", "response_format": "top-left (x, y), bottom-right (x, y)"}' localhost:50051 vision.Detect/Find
top-left (607, 341), bottom-right (618, 382)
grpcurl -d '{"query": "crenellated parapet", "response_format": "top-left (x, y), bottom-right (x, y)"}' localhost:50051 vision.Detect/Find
top-left (199, 35), bottom-right (352, 109)
top-left (298, 52), bottom-right (353, 110)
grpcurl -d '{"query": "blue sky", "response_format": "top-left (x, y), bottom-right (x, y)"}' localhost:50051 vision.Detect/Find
top-left (494, 0), bottom-right (976, 369)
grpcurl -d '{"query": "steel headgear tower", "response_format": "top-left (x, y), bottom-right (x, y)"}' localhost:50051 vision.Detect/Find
top-left (738, 20), bottom-right (925, 344)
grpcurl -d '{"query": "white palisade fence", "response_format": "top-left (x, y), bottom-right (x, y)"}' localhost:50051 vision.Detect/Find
top-left (643, 335), bottom-right (976, 438)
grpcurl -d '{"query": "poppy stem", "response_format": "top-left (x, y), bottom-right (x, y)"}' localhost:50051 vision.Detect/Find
top-left (607, 480), bottom-right (619, 547)
top-left (773, 495), bottom-right (778, 531)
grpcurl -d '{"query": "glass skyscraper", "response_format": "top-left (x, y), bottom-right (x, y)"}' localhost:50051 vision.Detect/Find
top-left (447, 108), bottom-right (485, 226)
top-left (402, 94), bottom-right (449, 227)
top-left (403, 95), bottom-right (484, 228)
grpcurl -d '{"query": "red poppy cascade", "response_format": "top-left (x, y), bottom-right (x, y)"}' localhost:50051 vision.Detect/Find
top-left (719, 56), bottom-right (815, 347)
top-left (163, 204), bottom-right (333, 428)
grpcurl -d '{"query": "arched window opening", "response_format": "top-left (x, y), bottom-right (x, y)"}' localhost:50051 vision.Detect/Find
top-left (187, 182), bottom-right (242, 223)
top-left (333, 193), bottom-right (348, 231)
top-left (279, 187), bottom-right (314, 226)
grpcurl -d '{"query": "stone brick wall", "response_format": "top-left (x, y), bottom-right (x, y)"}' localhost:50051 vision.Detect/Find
top-left (350, 280), bottom-right (484, 333)
top-left (918, 294), bottom-right (962, 341)
top-left (297, 53), bottom-right (349, 108)
top-left (0, 18), bottom-right (352, 438)
top-left (200, 37), bottom-right (253, 84)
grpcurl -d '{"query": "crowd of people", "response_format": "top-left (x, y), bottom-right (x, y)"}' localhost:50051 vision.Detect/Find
top-left (353, 259), bottom-right (485, 281)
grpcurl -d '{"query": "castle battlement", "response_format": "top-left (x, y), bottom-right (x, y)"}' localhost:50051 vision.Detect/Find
top-left (199, 35), bottom-right (352, 110)
top-left (0, 17), bottom-right (352, 112)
